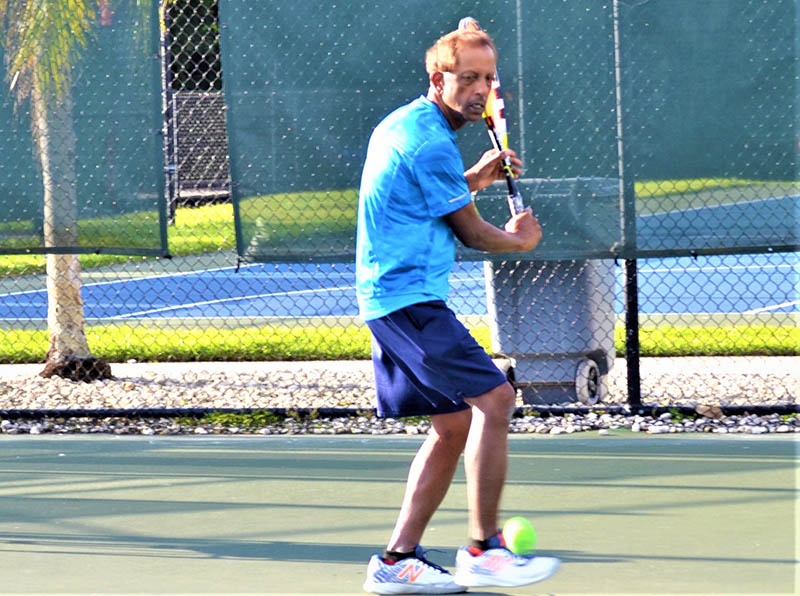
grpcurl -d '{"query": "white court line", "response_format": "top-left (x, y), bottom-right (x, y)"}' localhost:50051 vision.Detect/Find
top-left (626, 263), bottom-right (797, 275)
top-left (1, 286), bottom-right (47, 298)
top-left (0, 263), bottom-right (261, 297)
top-left (109, 277), bottom-right (483, 319)
top-left (115, 285), bottom-right (354, 319)
top-left (110, 276), bottom-right (483, 319)
top-left (79, 263), bottom-right (354, 290)
top-left (744, 300), bottom-right (800, 315)
top-left (0, 263), bottom-right (354, 298)
top-left (109, 277), bottom-right (485, 318)
top-left (83, 263), bottom-right (261, 288)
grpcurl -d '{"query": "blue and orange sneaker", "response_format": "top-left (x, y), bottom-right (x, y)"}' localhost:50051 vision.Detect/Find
top-left (453, 532), bottom-right (560, 588)
top-left (363, 545), bottom-right (465, 594)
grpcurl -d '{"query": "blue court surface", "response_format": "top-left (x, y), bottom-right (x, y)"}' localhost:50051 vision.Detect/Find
top-left (1, 252), bottom-right (797, 322)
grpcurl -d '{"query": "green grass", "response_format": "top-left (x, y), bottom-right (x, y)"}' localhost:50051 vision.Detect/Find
top-left (238, 189), bottom-right (357, 238)
top-left (634, 178), bottom-right (757, 198)
top-left (634, 179), bottom-right (799, 215)
top-left (617, 325), bottom-right (800, 357)
top-left (0, 190), bottom-right (358, 276)
top-left (0, 202), bottom-right (236, 277)
top-left (2, 323), bottom-right (796, 364)
top-left (0, 324), bottom-right (373, 363)
top-left (176, 410), bottom-right (285, 428)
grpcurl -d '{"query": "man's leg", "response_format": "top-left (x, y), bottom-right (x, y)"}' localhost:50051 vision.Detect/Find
top-left (463, 381), bottom-right (516, 540)
top-left (454, 381), bottom-right (560, 589)
top-left (386, 407), bottom-right (472, 552)
top-left (365, 408), bottom-right (472, 594)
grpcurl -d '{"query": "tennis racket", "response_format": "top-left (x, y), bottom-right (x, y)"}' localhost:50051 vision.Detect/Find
top-left (458, 16), bottom-right (525, 215)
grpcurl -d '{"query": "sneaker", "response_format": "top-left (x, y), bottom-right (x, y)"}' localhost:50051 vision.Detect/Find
top-left (453, 545), bottom-right (560, 588)
top-left (363, 545), bottom-right (466, 594)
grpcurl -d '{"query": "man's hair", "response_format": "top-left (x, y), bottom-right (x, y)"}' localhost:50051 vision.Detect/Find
top-left (425, 29), bottom-right (497, 75)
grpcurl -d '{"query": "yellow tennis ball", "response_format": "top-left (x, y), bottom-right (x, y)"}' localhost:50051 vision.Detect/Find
top-left (503, 516), bottom-right (537, 555)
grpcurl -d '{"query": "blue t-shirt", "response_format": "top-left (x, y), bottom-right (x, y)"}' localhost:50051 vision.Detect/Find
top-left (356, 96), bottom-right (472, 320)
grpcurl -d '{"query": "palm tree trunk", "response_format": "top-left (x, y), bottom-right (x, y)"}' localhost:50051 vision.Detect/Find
top-left (33, 73), bottom-right (111, 381)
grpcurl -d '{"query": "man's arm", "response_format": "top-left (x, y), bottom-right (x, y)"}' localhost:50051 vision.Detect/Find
top-left (448, 145), bottom-right (540, 253)
top-left (445, 202), bottom-right (542, 253)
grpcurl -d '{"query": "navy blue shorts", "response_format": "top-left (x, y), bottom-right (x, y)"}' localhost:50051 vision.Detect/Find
top-left (365, 301), bottom-right (509, 418)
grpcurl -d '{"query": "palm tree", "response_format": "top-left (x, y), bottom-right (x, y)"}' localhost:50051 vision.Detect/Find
top-left (1, 0), bottom-right (111, 381)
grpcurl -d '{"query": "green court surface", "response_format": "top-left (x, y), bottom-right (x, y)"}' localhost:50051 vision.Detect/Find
top-left (0, 433), bottom-right (796, 595)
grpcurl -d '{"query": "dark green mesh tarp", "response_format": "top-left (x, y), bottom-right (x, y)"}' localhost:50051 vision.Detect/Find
top-left (220, 0), bottom-right (798, 262)
top-left (0, 1), bottom-right (167, 256)
top-left (619, 0), bottom-right (799, 255)
top-left (219, 1), bottom-right (526, 262)
top-left (0, 95), bottom-right (39, 244)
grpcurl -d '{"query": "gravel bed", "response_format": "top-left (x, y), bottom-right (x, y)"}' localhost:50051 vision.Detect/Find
top-left (1, 358), bottom-right (797, 436)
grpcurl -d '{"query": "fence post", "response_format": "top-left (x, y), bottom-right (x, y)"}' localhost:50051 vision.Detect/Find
top-left (624, 259), bottom-right (642, 407)
top-left (160, 4), bottom-right (179, 225)
top-left (613, 0), bottom-right (642, 408)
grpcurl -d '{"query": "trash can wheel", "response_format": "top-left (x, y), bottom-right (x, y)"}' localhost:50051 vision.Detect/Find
top-left (575, 358), bottom-right (603, 405)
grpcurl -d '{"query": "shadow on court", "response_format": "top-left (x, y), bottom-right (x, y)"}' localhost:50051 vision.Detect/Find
top-left (0, 433), bottom-right (795, 594)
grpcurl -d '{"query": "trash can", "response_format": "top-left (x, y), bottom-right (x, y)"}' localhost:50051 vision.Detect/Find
top-left (464, 178), bottom-right (620, 405)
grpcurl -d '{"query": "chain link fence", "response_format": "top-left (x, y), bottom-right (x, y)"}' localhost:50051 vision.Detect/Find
top-left (0, 0), bottom-right (166, 257)
top-left (0, 0), bottom-right (797, 417)
top-left (162, 0), bottom-right (229, 222)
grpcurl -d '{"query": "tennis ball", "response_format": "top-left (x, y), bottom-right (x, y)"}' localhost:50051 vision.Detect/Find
top-left (502, 516), bottom-right (537, 555)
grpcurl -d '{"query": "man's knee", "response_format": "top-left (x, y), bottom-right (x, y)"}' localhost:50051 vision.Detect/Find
top-left (467, 381), bottom-right (516, 421)
top-left (431, 408), bottom-right (472, 450)
top-left (491, 381), bottom-right (517, 419)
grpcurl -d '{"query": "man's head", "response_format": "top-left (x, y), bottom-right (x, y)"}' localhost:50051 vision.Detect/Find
top-left (426, 29), bottom-right (498, 130)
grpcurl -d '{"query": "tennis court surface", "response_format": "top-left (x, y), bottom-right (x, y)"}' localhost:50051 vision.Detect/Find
top-left (0, 433), bottom-right (795, 594)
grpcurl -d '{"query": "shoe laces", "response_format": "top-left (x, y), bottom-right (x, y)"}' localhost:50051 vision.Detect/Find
top-left (413, 546), bottom-right (450, 574)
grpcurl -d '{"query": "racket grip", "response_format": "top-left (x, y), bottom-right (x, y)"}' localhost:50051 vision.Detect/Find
top-left (508, 190), bottom-right (525, 215)
top-left (505, 171), bottom-right (525, 215)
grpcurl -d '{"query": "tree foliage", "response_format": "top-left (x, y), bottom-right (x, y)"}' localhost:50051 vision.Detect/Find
top-left (0, 0), bottom-right (97, 104)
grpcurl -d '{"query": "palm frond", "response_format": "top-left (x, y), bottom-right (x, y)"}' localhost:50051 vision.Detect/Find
top-left (2, 0), bottom-right (97, 104)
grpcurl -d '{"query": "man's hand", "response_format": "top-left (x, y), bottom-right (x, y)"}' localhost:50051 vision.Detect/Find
top-left (504, 208), bottom-right (542, 252)
top-left (464, 148), bottom-right (523, 193)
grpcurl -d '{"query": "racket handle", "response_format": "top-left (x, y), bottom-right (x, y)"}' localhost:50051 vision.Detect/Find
top-left (485, 118), bottom-right (525, 215)
top-left (508, 190), bottom-right (525, 215)
top-left (505, 166), bottom-right (525, 215)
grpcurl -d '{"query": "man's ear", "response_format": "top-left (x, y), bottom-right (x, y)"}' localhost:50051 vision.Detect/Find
top-left (429, 71), bottom-right (444, 94)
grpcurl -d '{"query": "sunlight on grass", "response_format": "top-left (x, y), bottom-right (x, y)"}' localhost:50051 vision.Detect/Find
top-left (1, 202), bottom-right (235, 277)
top-left (2, 323), bottom-right (796, 364)
top-left (634, 178), bottom-right (756, 197)
top-left (237, 189), bottom-right (357, 253)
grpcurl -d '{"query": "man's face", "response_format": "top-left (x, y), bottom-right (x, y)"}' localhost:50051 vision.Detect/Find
top-left (439, 44), bottom-right (497, 129)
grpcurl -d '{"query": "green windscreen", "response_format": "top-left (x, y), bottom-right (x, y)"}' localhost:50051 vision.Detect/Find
top-left (219, 1), bottom-right (523, 262)
top-left (619, 0), bottom-right (798, 256)
top-left (0, 1), bottom-right (167, 256)
top-left (220, 0), bottom-right (798, 262)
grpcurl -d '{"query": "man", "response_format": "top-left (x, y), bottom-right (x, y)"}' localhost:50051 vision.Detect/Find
top-left (357, 28), bottom-right (560, 594)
